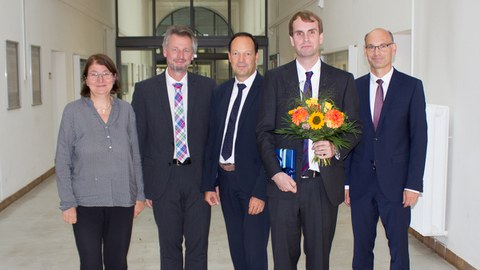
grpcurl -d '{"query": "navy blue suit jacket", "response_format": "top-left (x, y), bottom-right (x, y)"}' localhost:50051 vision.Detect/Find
top-left (346, 69), bottom-right (427, 202)
top-left (201, 73), bottom-right (267, 201)
top-left (132, 72), bottom-right (215, 200)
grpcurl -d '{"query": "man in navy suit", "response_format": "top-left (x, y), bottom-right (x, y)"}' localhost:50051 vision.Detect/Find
top-left (132, 25), bottom-right (215, 270)
top-left (257, 11), bottom-right (360, 270)
top-left (202, 32), bottom-right (269, 270)
top-left (345, 28), bottom-right (428, 270)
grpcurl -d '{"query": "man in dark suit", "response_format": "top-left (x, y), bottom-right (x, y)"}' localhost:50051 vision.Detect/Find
top-left (202, 32), bottom-right (269, 270)
top-left (131, 25), bottom-right (215, 270)
top-left (344, 28), bottom-right (427, 270)
top-left (256, 11), bottom-right (360, 270)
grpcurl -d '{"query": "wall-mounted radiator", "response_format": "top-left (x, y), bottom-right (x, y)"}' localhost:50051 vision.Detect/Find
top-left (410, 104), bottom-right (449, 236)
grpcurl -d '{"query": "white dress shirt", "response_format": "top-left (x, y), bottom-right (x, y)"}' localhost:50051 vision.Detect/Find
top-left (296, 59), bottom-right (321, 172)
top-left (165, 69), bottom-right (190, 159)
top-left (219, 71), bottom-right (257, 164)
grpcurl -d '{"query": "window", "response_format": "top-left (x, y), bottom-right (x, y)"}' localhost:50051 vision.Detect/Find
top-left (6, 41), bottom-right (20, 109)
top-left (31, 45), bottom-right (42, 105)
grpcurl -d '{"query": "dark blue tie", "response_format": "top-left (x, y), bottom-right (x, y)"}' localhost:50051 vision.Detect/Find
top-left (221, 83), bottom-right (246, 160)
top-left (302, 71), bottom-right (313, 175)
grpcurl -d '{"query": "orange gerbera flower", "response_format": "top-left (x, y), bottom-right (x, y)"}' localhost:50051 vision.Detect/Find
top-left (324, 109), bottom-right (345, 129)
top-left (290, 107), bottom-right (309, 126)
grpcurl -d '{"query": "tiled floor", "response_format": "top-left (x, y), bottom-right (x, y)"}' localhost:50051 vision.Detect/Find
top-left (0, 175), bottom-right (455, 269)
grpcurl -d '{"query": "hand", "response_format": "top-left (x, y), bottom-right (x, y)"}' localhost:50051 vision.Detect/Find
top-left (204, 189), bottom-right (220, 206)
top-left (272, 172), bottom-right (297, 193)
top-left (403, 190), bottom-right (420, 208)
top-left (134, 200), bottom-right (145, 218)
top-left (248, 197), bottom-right (265, 215)
top-left (62, 207), bottom-right (77, 224)
top-left (344, 189), bottom-right (351, 207)
top-left (145, 199), bottom-right (153, 208)
top-left (312, 140), bottom-right (334, 159)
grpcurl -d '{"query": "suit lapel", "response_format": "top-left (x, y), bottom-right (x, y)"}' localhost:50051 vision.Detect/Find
top-left (238, 74), bottom-right (261, 129)
top-left (359, 74), bottom-right (375, 132)
top-left (377, 69), bottom-right (400, 131)
top-left (217, 80), bottom-right (235, 144)
top-left (157, 73), bottom-right (174, 135)
top-left (318, 62), bottom-right (331, 97)
top-left (186, 73), bottom-right (196, 129)
top-left (282, 61), bottom-right (302, 101)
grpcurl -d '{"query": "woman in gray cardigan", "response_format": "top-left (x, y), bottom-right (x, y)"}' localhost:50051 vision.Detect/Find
top-left (55, 54), bottom-right (145, 270)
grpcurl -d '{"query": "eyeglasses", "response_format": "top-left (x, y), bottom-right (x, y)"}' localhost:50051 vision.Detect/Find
top-left (365, 43), bottom-right (394, 52)
top-left (87, 72), bottom-right (114, 81)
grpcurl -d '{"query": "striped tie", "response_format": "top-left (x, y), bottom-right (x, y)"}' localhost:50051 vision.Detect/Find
top-left (173, 83), bottom-right (189, 162)
top-left (302, 71), bottom-right (313, 175)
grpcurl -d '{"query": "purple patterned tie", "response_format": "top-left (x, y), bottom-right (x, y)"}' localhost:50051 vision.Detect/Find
top-left (302, 71), bottom-right (313, 175)
top-left (373, 79), bottom-right (384, 130)
top-left (221, 83), bottom-right (246, 160)
top-left (173, 83), bottom-right (189, 162)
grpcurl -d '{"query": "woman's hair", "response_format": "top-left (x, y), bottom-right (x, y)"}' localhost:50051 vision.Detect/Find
top-left (80, 53), bottom-right (120, 97)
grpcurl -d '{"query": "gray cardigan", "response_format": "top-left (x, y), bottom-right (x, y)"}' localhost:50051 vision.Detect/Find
top-left (55, 97), bottom-right (145, 211)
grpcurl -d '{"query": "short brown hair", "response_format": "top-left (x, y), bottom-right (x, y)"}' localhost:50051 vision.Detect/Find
top-left (80, 54), bottom-right (120, 97)
top-left (289, 10), bottom-right (323, 36)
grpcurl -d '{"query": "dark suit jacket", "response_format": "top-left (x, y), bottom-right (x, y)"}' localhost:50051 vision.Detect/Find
top-left (131, 72), bottom-right (216, 200)
top-left (256, 60), bottom-right (360, 206)
top-left (201, 73), bottom-right (267, 201)
top-left (346, 69), bottom-right (427, 202)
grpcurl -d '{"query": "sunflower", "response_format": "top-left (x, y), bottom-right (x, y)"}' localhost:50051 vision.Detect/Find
top-left (308, 112), bottom-right (324, 130)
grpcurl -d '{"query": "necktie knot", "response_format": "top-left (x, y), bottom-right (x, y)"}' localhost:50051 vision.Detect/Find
top-left (376, 79), bottom-right (383, 86)
top-left (173, 82), bottom-right (183, 91)
top-left (237, 83), bottom-right (246, 91)
top-left (306, 71), bottom-right (313, 80)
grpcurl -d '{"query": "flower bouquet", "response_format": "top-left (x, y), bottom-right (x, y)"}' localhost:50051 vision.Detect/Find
top-left (275, 97), bottom-right (360, 166)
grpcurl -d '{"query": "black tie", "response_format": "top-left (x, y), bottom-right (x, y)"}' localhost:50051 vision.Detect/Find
top-left (221, 83), bottom-right (246, 160)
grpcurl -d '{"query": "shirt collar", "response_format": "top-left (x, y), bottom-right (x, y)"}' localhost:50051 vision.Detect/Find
top-left (235, 70), bottom-right (257, 89)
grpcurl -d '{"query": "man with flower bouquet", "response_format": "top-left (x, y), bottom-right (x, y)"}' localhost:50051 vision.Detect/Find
top-left (256, 10), bottom-right (361, 270)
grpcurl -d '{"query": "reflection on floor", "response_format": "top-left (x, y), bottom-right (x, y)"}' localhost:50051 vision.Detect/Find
top-left (0, 176), bottom-right (455, 270)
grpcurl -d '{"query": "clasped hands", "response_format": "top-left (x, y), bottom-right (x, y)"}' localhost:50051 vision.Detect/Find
top-left (272, 140), bottom-right (334, 193)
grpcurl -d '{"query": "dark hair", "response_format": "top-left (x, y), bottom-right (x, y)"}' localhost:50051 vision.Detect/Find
top-left (162, 25), bottom-right (198, 53)
top-left (228, 32), bottom-right (259, 53)
top-left (80, 54), bottom-right (120, 97)
top-left (289, 10), bottom-right (323, 36)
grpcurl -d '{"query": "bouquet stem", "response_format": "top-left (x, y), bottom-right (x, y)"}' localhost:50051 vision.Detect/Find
top-left (313, 156), bottom-right (331, 167)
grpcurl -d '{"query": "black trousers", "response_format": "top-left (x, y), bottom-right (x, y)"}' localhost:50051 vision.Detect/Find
top-left (72, 206), bottom-right (134, 270)
top-left (151, 165), bottom-right (211, 270)
top-left (269, 176), bottom-right (338, 270)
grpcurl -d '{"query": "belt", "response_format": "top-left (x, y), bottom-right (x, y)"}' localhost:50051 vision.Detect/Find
top-left (219, 163), bottom-right (235, 172)
top-left (301, 170), bottom-right (319, 179)
top-left (172, 158), bottom-right (191, 166)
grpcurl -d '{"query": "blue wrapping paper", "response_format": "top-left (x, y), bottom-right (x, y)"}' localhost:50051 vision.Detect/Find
top-left (275, 148), bottom-right (296, 180)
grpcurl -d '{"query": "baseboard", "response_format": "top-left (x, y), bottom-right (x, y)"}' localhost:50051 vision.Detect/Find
top-left (0, 167), bottom-right (55, 212)
top-left (409, 228), bottom-right (477, 270)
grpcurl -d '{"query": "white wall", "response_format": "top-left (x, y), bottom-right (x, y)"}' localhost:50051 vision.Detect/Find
top-left (415, 0), bottom-right (480, 267)
top-left (269, 0), bottom-right (479, 268)
top-left (0, 0), bottom-right (115, 202)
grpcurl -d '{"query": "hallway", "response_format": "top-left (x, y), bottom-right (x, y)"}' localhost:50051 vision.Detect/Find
top-left (0, 175), bottom-right (455, 270)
